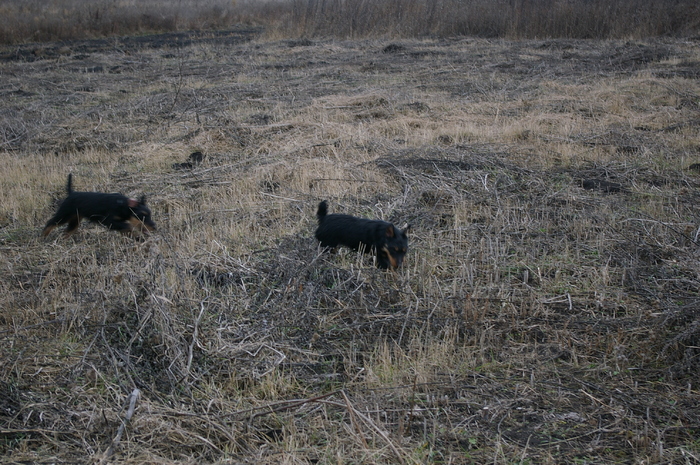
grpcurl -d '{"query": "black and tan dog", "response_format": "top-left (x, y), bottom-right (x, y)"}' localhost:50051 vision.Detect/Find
top-left (42, 174), bottom-right (156, 238)
top-left (315, 200), bottom-right (409, 269)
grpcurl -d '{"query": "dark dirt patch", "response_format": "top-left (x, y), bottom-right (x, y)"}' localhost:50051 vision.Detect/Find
top-left (580, 178), bottom-right (627, 193)
top-left (0, 27), bottom-right (262, 62)
top-left (382, 43), bottom-right (406, 54)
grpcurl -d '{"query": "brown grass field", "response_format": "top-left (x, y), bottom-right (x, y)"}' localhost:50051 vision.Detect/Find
top-left (1, 28), bottom-right (700, 464)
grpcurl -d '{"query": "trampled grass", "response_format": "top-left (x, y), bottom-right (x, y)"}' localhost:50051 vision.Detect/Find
top-left (1, 30), bottom-right (700, 463)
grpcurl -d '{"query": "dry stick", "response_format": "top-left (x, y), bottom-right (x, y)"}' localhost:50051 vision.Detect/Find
top-left (0, 318), bottom-right (64, 336)
top-left (333, 395), bottom-right (410, 465)
top-left (100, 388), bottom-right (141, 463)
top-left (341, 390), bottom-right (369, 449)
top-left (288, 397), bottom-right (413, 464)
top-left (405, 375), bottom-right (418, 437)
top-left (258, 191), bottom-right (301, 202)
top-left (186, 301), bottom-right (207, 376)
top-left (249, 390), bottom-right (341, 422)
top-left (166, 55), bottom-right (185, 115)
top-left (398, 301), bottom-right (413, 346)
top-left (311, 177), bottom-right (380, 183)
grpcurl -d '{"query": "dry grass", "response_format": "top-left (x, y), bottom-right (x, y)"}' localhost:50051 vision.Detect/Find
top-left (1, 31), bottom-right (700, 463)
top-left (0, 0), bottom-right (260, 44)
top-left (0, 0), bottom-right (698, 45)
top-left (275, 0), bottom-right (700, 40)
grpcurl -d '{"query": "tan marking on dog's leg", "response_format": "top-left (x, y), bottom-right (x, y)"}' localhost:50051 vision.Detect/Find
top-left (382, 246), bottom-right (399, 269)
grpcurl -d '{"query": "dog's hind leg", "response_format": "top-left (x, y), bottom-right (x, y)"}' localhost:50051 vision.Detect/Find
top-left (42, 211), bottom-right (71, 237)
top-left (41, 224), bottom-right (57, 237)
top-left (62, 215), bottom-right (81, 237)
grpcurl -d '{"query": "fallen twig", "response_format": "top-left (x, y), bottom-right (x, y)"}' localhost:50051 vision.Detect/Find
top-left (99, 388), bottom-right (141, 463)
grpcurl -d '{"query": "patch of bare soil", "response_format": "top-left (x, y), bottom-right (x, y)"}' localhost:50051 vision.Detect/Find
top-left (0, 27), bottom-right (263, 63)
top-left (1, 32), bottom-right (700, 463)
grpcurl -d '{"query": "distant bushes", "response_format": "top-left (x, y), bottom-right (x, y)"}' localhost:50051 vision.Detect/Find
top-left (0, 0), bottom-right (697, 44)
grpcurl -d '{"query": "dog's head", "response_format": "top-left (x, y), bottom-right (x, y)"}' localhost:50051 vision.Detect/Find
top-left (377, 224), bottom-right (409, 269)
top-left (127, 196), bottom-right (156, 235)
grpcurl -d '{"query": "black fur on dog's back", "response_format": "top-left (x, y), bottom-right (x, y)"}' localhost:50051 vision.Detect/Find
top-left (315, 200), bottom-right (409, 269)
top-left (42, 174), bottom-right (156, 238)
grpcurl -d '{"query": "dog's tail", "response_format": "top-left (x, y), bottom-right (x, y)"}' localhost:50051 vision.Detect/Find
top-left (66, 174), bottom-right (73, 194)
top-left (316, 200), bottom-right (328, 223)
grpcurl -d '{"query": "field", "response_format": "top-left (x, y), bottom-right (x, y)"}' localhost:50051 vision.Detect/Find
top-left (1, 29), bottom-right (700, 464)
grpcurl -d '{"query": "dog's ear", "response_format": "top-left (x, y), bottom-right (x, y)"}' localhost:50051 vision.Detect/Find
top-left (385, 225), bottom-right (395, 238)
top-left (127, 198), bottom-right (139, 208)
top-left (139, 195), bottom-right (147, 205)
top-left (403, 224), bottom-right (411, 235)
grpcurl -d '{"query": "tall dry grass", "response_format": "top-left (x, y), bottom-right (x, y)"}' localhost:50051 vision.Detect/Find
top-left (279, 0), bottom-right (699, 39)
top-left (0, 0), bottom-right (261, 44)
top-left (0, 0), bottom-right (698, 44)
